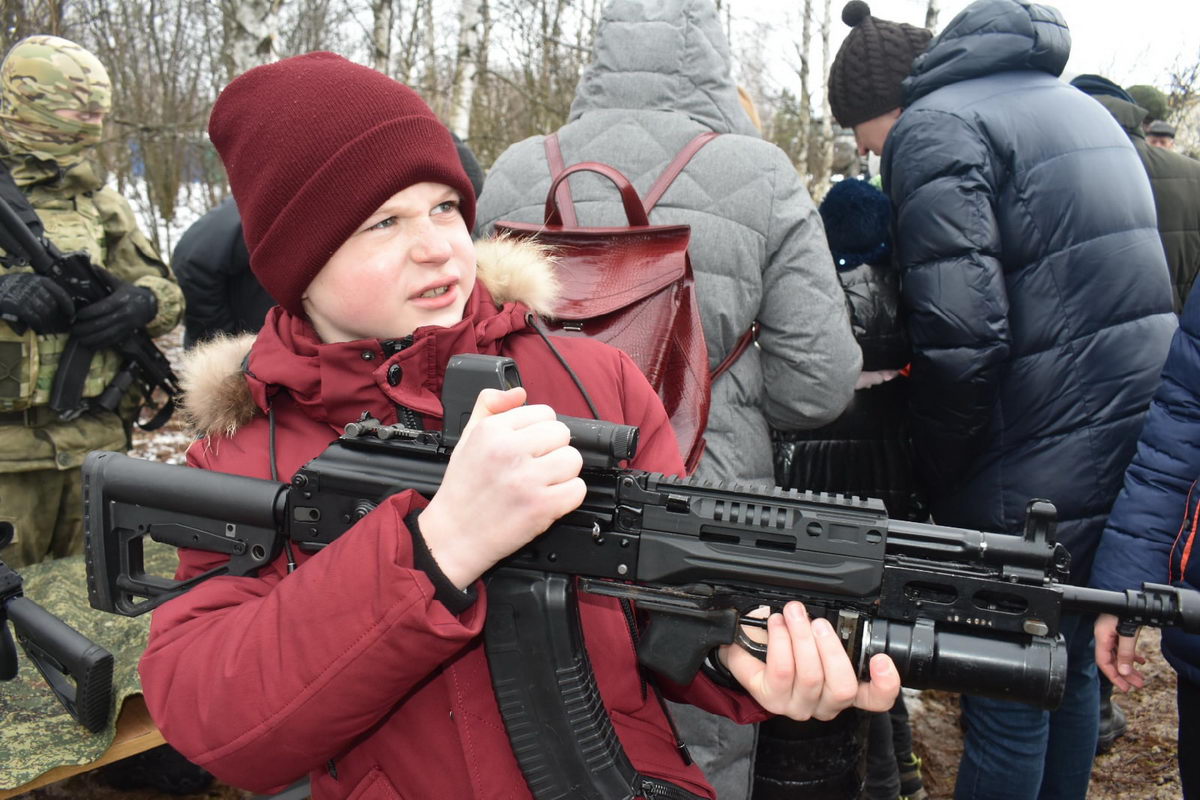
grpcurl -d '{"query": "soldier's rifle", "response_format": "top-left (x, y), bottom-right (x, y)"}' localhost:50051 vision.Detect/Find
top-left (82, 354), bottom-right (1200, 800)
top-left (0, 524), bottom-right (113, 732)
top-left (0, 193), bottom-right (180, 430)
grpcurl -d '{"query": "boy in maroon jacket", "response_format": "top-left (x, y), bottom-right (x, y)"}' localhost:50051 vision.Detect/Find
top-left (138, 52), bottom-right (900, 800)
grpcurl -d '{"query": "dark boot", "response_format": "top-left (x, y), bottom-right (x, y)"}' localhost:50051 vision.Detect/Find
top-left (1096, 678), bottom-right (1129, 755)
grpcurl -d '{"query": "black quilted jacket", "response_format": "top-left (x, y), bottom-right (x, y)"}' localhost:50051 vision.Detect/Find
top-left (773, 261), bottom-right (925, 521)
top-left (883, 0), bottom-right (1177, 582)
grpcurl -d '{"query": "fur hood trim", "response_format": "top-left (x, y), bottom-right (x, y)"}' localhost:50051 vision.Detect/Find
top-left (179, 332), bottom-right (260, 438)
top-left (180, 235), bottom-right (561, 438)
top-left (475, 234), bottom-right (560, 318)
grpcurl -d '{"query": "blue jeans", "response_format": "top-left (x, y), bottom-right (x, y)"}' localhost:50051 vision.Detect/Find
top-left (955, 613), bottom-right (1099, 800)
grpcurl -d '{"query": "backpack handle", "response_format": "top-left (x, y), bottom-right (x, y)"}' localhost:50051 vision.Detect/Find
top-left (544, 162), bottom-right (651, 227)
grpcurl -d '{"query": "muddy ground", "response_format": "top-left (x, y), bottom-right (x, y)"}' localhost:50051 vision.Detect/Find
top-left (910, 627), bottom-right (1181, 799)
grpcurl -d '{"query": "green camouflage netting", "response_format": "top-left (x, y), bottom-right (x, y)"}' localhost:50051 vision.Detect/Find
top-left (0, 543), bottom-right (177, 790)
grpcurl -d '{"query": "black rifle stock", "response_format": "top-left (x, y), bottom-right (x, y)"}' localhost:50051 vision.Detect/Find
top-left (1, 525), bottom-right (114, 732)
top-left (82, 354), bottom-right (1200, 800)
top-left (0, 194), bottom-right (180, 429)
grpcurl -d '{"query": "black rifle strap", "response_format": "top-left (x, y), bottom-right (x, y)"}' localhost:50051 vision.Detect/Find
top-left (525, 312), bottom-right (601, 420)
top-left (265, 400), bottom-right (297, 574)
top-left (0, 160), bottom-right (46, 267)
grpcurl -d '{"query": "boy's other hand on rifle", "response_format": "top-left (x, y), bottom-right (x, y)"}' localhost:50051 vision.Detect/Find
top-left (720, 601), bottom-right (900, 720)
top-left (418, 387), bottom-right (587, 589)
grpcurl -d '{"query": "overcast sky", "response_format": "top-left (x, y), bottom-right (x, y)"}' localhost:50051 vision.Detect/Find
top-left (738, 0), bottom-right (1199, 94)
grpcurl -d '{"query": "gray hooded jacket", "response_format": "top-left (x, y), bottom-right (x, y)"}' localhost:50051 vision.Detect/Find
top-left (476, 0), bottom-right (861, 486)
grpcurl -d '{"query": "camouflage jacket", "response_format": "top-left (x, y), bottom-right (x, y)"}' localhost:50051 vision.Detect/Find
top-left (0, 150), bottom-right (183, 472)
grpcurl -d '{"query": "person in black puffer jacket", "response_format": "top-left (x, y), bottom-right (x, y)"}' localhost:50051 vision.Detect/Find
top-left (171, 197), bottom-right (274, 349)
top-left (828, 2), bottom-right (1177, 799)
top-left (773, 178), bottom-right (921, 523)
top-left (767, 178), bottom-right (927, 800)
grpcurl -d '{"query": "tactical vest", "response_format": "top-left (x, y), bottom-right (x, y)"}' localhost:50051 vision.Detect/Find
top-left (0, 168), bottom-right (121, 412)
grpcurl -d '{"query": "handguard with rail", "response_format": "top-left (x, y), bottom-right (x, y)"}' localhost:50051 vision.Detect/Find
top-left (1, 523), bottom-right (113, 732)
top-left (82, 354), bottom-right (1200, 800)
top-left (0, 192), bottom-right (179, 429)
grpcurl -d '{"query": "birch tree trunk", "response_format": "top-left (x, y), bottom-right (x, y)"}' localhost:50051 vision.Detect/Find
top-left (422, 0), bottom-right (440, 110)
top-left (925, 0), bottom-right (941, 32)
top-left (448, 0), bottom-right (484, 139)
top-left (221, 0), bottom-right (283, 81)
top-left (812, 0), bottom-right (834, 199)
top-left (396, 1), bottom-right (423, 83)
top-left (796, 0), bottom-right (814, 177)
top-left (370, 0), bottom-right (395, 73)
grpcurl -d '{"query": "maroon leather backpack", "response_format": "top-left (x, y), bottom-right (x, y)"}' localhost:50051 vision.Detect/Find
top-left (494, 132), bottom-right (755, 473)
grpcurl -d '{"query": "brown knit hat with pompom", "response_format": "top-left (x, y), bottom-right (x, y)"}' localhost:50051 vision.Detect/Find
top-left (828, 1), bottom-right (932, 128)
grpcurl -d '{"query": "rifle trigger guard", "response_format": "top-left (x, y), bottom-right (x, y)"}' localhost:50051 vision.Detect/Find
top-left (734, 625), bottom-right (768, 663)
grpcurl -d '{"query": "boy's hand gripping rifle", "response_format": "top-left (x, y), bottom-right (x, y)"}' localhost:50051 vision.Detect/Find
top-left (0, 194), bottom-right (180, 429)
top-left (1, 524), bottom-right (113, 732)
top-left (83, 354), bottom-right (1200, 800)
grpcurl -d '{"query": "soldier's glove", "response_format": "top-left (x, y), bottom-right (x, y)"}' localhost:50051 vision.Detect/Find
top-left (70, 276), bottom-right (157, 350)
top-left (0, 272), bottom-right (75, 335)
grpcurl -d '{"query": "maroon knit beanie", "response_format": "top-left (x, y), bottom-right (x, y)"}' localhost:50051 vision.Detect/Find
top-left (208, 52), bottom-right (476, 316)
top-left (828, 1), bottom-right (932, 129)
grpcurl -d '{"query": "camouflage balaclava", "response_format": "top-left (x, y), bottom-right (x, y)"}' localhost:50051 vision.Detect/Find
top-left (0, 35), bottom-right (111, 165)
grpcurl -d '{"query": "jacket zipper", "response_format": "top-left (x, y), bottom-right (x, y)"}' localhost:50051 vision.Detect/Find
top-left (381, 335), bottom-right (422, 430)
top-left (637, 776), bottom-right (705, 800)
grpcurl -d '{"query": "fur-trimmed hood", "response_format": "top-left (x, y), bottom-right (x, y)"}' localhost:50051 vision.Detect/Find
top-left (180, 235), bottom-right (560, 439)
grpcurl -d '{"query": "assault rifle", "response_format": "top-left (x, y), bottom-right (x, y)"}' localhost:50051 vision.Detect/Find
top-left (83, 354), bottom-right (1200, 800)
top-left (1, 524), bottom-right (113, 732)
top-left (0, 193), bottom-right (179, 429)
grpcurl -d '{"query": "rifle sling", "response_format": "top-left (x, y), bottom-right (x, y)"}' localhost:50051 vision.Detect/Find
top-left (0, 161), bottom-right (44, 237)
top-left (0, 160), bottom-right (46, 268)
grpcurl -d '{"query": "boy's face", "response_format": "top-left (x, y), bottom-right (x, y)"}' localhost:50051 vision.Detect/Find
top-left (854, 108), bottom-right (902, 157)
top-left (303, 181), bottom-right (476, 343)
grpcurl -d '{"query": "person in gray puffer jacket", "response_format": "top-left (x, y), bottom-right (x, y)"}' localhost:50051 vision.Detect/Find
top-left (475, 1), bottom-right (861, 796)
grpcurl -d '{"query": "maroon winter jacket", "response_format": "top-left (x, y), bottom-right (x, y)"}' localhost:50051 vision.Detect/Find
top-left (138, 240), bottom-right (767, 799)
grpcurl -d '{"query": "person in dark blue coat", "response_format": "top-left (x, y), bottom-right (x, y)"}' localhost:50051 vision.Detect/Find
top-left (1091, 280), bottom-right (1200, 799)
top-left (828, 1), bottom-right (1177, 798)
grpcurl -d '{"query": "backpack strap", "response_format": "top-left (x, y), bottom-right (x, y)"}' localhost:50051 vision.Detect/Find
top-left (545, 131), bottom-right (719, 225)
top-left (543, 133), bottom-right (578, 227)
top-left (712, 321), bottom-right (760, 381)
top-left (544, 162), bottom-right (649, 227)
top-left (643, 131), bottom-right (720, 213)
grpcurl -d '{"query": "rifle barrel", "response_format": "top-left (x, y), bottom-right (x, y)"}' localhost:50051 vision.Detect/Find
top-left (1060, 583), bottom-right (1200, 633)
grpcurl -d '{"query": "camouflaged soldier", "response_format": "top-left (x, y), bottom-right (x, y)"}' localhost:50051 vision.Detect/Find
top-left (0, 35), bottom-right (183, 568)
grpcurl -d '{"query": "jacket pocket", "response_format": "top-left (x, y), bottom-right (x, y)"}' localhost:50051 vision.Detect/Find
top-left (345, 767), bottom-right (405, 800)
